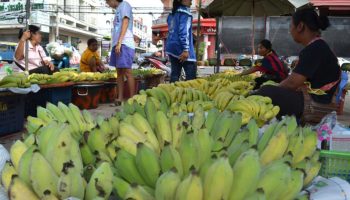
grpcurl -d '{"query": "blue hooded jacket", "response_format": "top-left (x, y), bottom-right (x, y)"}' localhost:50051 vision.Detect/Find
top-left (166, 6), bottom-right (196, 62)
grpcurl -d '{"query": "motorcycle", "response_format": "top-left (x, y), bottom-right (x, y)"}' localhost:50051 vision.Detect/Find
top-left (139, 55), bottom-right (185, 81)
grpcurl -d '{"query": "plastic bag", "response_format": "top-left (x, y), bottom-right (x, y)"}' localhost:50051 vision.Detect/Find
top-left (70, 47), bottom-right (81, 65)
top-left (0, 145), bottom-right (10, 173)
top-left (314, 111), bottom-right (337, 142)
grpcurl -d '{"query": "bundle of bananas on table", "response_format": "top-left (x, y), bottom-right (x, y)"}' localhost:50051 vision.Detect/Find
top-left (227, 95), bottom-right (280, 125)
top-left (168, 100), bottom-right (215, 115)
top-left (0, 73), bottom-right (31, 88)
top-left (205, 74), bottom-right (255, 83)
top-left (27, 73), bottom-right (52, 85)
top-left (49, 71), bottom-right (79, 83)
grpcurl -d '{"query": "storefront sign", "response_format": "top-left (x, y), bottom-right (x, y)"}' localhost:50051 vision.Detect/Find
top-left (202, 27), bottom-right (217, 35)
top-left (0, 1), bottom-right (44, 12)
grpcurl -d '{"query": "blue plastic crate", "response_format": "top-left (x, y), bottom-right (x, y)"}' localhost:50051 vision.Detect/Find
top-left (0, 92), bottom-right (25, 135)
top-left (25, 86), bottom-right (73, 117)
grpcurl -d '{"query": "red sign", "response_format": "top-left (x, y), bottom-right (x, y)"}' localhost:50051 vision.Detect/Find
top-left (202, 27), bottom-right (217, 35)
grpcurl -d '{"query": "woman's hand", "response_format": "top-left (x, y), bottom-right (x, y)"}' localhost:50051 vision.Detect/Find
top-left (179, 51), bottom-right (189, 63)
top-left (21, 30), bottom-right (31, 42)
top-left (115, 43), bottom-right (122, 55)
top-left (43, 60), bottom-right (55, 71)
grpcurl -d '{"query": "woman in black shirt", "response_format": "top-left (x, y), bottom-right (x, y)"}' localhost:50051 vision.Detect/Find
top-left (255, 8), bottom-right (340, 122)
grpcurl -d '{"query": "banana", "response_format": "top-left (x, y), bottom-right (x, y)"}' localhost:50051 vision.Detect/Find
top-left (160, 142), bottom-right (184, 178)
top-left (194, 128), bottom-right (213, 167)
top-left (23, 134), bottom-right (36, 146)
top-left (8, 175), bottom-right (39, 200)
top-left (257, 161), bottom-right (291, 200)
top-left (228, 140), bottom-right (250, 166)
top-left (247, 119), bottom-right (259, 147)
top-left (114, 149), bottom-right (146, 185)
top-left (36, 106), bottom-right (56, 123)
top-left (26, 116), bottom-right (46, 134)
top-left (83, 164), bottom-right (96, 182)
top-left (260, 126), bottom-right (289, 166)
top-left (285, 116), bottom-right (298, 136)
top-left (286, 128), bottom-right (305, 165)
top-left (155, 111), bottom-right (172, 148)
top-left (57, 161), bottom-right (85, 200)
top-left (257, 121), bottom-right (279, 154)
top-left (85, 162), bottom-right (113, 200)
top-left (145, 98), bottom-right (158, 129)
top-left (108, 115), bottom-right (120, 135)
top-left (192, 106), bottom-right (205, 130)
top-left (82, 110), bottom-right (97, 130)
top-left (116, 136), bottom-right (138, 156)
top-left (132, 113), bottom-right (160, 154)
top-left (57, 102), bottom-right (81, 135)
top-left (203, 156), bottom-right (233, 200)
top-left (119, 121), bottom-right (147, 144)
top-left (36, 121), bottom-right (60, 155)
top-left (278, 169), bottom-right (305, 200)
top-left (179, 133), bottom-right (200, 176)
top-left (122, 101), bottom-right (135, 115)
top-left (18, 145), bottom-right (36, 186)
top-left (205, 108), bottom-right (220, 132)
top-left (46, 102), bottom-right (67, 123)
top-left (227, 130), bottom-right (249, 158)
top-left (304, 161), bottom-right (321, 187)
top-left (1, 161), bottom-right (17, 191)
top-left (86, 128), bottom-right (109, 155)
top-left (301, 127), bottom-right (317, 159)
top-left (106, 141), bottom-right (118, 161)
top-left (10, 140), bottom-right (28, 170)
top-left (135, 143), bottom-right (161, 188)
top-left (30, 150), bottom-right (59, 198)
top-left (175, 169), bottom-right (203, 200)
top-left (80, 138), bottom-right (96, 165)
top-left (244, 188), bottom-right (266, 200)
top-left (45, 124), bottom-right (83, 175)
top-left (211, 111), bottom-right (232, 140)
top-left (134, 100), bottom-right (147, 118)
top-left (229, 149), bottom-right (261, 200)
top-left (124, 183), bottom-right (155, 200)
top-left (155, 169), bottom-right (181, 200)
top-left (157, 87), bottom-right (171, 106)
top-left (112, 176), bottom-right (130, 199)
top-left (170, 115), bottom-right (185, 149)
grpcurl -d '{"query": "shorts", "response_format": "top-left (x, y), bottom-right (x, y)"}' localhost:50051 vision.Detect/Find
top-left (109, 44), bottom-right (135, 69)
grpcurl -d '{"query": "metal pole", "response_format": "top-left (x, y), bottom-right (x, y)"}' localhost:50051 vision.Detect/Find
top-left (25, 0), bottom-right (31, 72)
top-left (215, 17), bottom-right (220, 73)
top-left (195, 0), bottom-right (202, 61)
top-left (56, 2), bottom-right (59, 41)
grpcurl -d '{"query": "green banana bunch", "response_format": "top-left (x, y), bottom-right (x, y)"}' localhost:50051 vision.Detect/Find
top-left (245, 188), bottom-right (266, 200)
top-left (205, 108), bottom-right (221, 132)
top-left (257, 161), bottom-right (291, 200)
top-left (260, 126), bottom-right (289, 166)
top-left (57, 161), bottom-right (85, 199)
top-left (175, 169), bottom-right (203, 200)
top-left (155, 111), bottom-right (172, 148)
top-left (8, 175), bottom-right (39, 200)
top-left (10, 140), bottom-right (28, 170)
top-left (112, 176), bottom-right (131, 199)
top-left (192, 106), bottom-right (205, 130)
top-left (85, 162), bottom-right (113, 200)
top-left (203, 155), bottom-right (233, 200)
top-left (277, 169), bottom-right (305, 200)
top-left (58, 102), bottom-right (81, 137)
top-left (30, 150), bottom-right (59, 198)
top-left (155, 169), bottom-right (181, 200)
top-left (114, 149), bottom-right (146, 186)
top-left (170, 115), bottom-right (185, 149)
top-left (46, 102), bottom-right (67, 123)
top-left (229, 149), bottom-right (261, 200)
top-left (160, 142), bottom-right (184, 178)
top-left (124, 183), bottom-right (155, 200)
top-left (179, 132), bottom-right (200, 176)
top-left (247, 119), bottom-right (259, 147)
top-left (1, 161), bottom-right (17, 191)
top-left (194, 128), bottom-right (213, 167)
top-left (286, 128), bottom-right (305, 165)
top-left (135, 143), bottom-right (161, 188)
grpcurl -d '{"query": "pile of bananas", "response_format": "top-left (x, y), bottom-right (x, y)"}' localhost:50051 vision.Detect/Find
top-left (2, 99), bottom-right (320, 200)
top-left (227, 95), bottom-right (280, 126)
top-left (132, 68), bottom-right (165, 77)
top-left (27, 74), bottom-right (52, 85)
top-left (168, 101), bottom-right (215, 115)
top-left (26, 102), bottom-right (97, 140)
top-left (205, 73), bottom-right (255, 83)
top-left (0, 73), bottom-right (31, 88)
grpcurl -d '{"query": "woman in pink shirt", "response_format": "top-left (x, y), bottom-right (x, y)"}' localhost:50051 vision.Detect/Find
top-left (14, 25), bottom-right (55, 74)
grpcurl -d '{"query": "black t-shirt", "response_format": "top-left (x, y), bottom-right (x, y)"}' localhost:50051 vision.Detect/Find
top-left (294, 39), bottom-right (340, 104)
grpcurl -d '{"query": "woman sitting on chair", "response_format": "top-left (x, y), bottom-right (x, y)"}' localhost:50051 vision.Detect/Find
top-left (14, 25), bottom-right (55, 74)
top-left (240, 39), bottom-right (288, 89)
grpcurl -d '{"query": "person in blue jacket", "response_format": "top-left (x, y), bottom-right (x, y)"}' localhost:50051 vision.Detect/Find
top-left (166, 0), bottom-right (197, 83)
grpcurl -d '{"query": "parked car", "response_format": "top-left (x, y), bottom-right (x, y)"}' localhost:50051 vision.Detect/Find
top-left (0, 42), bottom-right (17, 64)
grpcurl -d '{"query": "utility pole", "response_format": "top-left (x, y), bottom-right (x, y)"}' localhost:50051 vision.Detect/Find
top-left (195, 0), bottom-right (202, 61)
top-left (56, 0), bottom-right (59, 41)
top-left (25, 0), bottom-right (31, 72)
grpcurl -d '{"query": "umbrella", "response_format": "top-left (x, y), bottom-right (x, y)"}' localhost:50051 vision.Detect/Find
top-left (202, 0), bottom-right (300, 72)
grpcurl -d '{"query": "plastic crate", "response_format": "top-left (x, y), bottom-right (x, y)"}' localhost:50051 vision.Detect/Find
top-left (0, 92), bottom-right (25, 135)
top-left (72, 84), bottom-right (103, 109)
top-left (25, 86), bottom-right (73, 117)
top-left (319, 150), bottom-right (350, 182)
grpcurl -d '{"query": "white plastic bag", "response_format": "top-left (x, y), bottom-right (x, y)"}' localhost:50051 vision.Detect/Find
top-left (70, 47), bottom-right (81, 65)
top-left (0, 145), bottom-right (10, 173)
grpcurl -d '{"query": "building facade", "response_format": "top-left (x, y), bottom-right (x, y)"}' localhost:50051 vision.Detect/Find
top-left (152, 0), bottom-right (216, 60)
top-left (0, 0), bottom-right (102, 53)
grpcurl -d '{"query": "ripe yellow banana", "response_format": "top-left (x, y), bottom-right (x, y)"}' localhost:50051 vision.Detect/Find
top-left (8, 175), bottom-right (39, 200)
top-left (10, 140), bottom-right (28, 170)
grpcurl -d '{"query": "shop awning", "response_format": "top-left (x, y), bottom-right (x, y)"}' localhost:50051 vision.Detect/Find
top-left (311, 0), bottom-right (350, 7)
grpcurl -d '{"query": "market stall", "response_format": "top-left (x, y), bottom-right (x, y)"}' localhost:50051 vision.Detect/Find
top-left (0, 70), bottom-right (349, 199)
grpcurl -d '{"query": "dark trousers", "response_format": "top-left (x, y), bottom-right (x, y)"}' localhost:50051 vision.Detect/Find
top-left (169, 56), bottom-right (197, 83)
top-left (253, 85), bottom-right (304, 119)
top-left (29, 66), bottom-right (58, 75)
